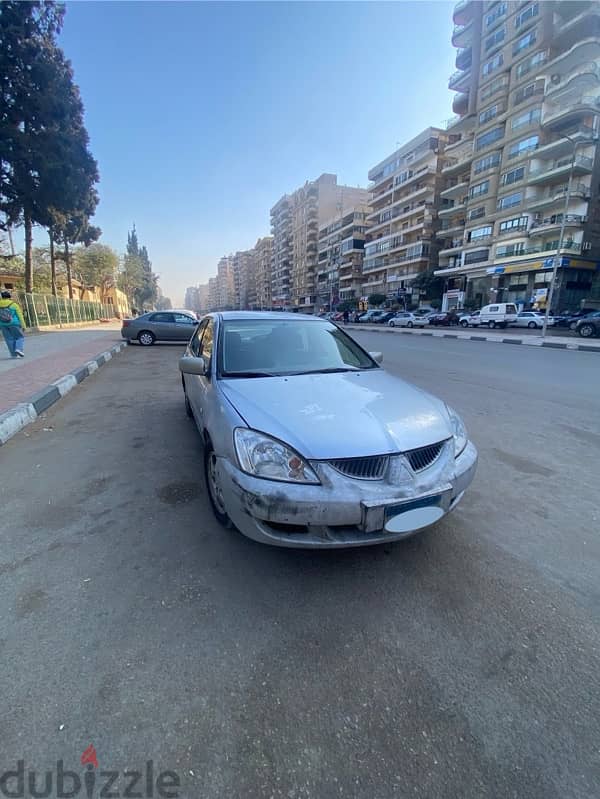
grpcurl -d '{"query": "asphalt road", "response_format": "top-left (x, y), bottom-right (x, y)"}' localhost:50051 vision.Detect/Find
top-left (1, 335), bottom-right (599, 799)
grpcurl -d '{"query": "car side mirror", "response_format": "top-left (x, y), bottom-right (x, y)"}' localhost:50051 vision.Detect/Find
top-left (179, 355), bottom-right (206, 376)
top-left (370, 351), bottom-right (383, 364)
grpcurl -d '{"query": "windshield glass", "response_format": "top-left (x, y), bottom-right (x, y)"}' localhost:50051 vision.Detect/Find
top-left (218, 319), bottom-right (377, 377)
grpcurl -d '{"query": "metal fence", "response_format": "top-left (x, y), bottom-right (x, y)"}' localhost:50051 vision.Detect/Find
top-left (15, 292), bottom-right (117, 328)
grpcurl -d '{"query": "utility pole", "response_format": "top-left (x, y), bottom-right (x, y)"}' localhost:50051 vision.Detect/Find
top-left (542, 131), bottom-right (594, 338)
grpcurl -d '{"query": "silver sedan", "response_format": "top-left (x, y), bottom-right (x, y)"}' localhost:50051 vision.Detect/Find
top-left (179, 312), bottom-right (477, 548)
top-left (121, 310), bottom-right (199, 345)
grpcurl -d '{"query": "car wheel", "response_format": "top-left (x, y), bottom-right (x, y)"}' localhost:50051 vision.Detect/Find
top-left (407, 321), bottom-right (413, 328)
top-left (460, 320), bottom-right (468, 328)
top-left (569, 321), bottom-right (578, 330)
top-left (578, 323), bottom-right (596, 338)
top-left (204, 445), bottom-right (232, 528)
top-left (527, 321), bottom-right (537, 329)
top-left (389, 321), bottom-right (395, 327)
top-left (488, 321), bottom-right (496, 329)
top-left (137, 330), bottom-right (155, 346)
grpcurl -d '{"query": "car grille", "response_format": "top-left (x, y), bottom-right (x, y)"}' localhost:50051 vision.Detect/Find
top-left (329, 455), bottom-right (389, 480)
top-left (405, 441), bottom-right (445, 472)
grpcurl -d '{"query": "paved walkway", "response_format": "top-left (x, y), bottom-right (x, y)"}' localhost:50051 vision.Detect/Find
top-left (0, 323), bottom-right (123, 414)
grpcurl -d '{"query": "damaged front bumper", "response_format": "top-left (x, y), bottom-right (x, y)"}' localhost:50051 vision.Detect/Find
top-left (218, 440), bottom-right (478, 548)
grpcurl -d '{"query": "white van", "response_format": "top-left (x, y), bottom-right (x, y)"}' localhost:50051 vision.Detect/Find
top-left (479, 303), bottom-right (518, 329)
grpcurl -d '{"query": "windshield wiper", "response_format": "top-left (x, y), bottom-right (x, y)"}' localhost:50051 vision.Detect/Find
top-left (222, 371), bottom-right (277, 378)
top-left (297, 367), bottom-right (361, 375)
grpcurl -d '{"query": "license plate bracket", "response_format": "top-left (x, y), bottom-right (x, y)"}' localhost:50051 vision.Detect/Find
top-left (361, 488), bottom-right (452, 533)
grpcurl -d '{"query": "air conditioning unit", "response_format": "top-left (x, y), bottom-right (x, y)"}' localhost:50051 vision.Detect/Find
top-left (550, 74), bottom-right (561, 85)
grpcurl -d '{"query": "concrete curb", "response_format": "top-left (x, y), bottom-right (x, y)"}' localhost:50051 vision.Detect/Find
top-left (0, 341), bottom-right (127, 446)
top-left (348, 324), bottom-right (600, 353)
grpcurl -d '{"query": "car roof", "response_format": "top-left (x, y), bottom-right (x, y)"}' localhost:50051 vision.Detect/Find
top-left (216, 310), bottom-right (324, 321)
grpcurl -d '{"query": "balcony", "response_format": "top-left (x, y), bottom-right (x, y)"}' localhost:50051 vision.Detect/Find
top-left (529, 213), bottom-right (586, 236)
top-left (449, 68), bottom-right (471, 92)
top-left (439, 219), bottom-right (466, 235)
top-left (440, 180), bottom-right (469, 200)
top-left (438, 200), bottom-right (468, 217)
top-left (535, 127), bottom-right (596, 159)
top-left (551, 5), bottom-right (600, 51)
top-left (528, 154), bottom-right (594, 185)
top-left (456, 47), bottom-right (472, 71)
top-left (453, 0), bottom-right (474, 24)
top-left (527, 182), bottom-right (591, 211)
top-left (452, 20), bottom-right (473, 47)
top-left (439, 238), bottom-right (465, 257)
top-left (542, 93), bottom-right (600, 128)
top-left (544, 48), bottom-right (600, 99)
top-left (453, 91), bottom-right (470, 116)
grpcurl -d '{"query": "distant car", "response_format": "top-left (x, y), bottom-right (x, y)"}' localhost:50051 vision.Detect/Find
top-left (478, 302), bottom-right (519, 329)
top-left (575, 311), bottom-right (600, 338)
top-left (459, 311), bottom-right (481, 328)
top-left (358, 310), bottom-right (385, 323)
top-left (511, 311), bottom-right (554, 329)
top-left (121, 310), bottom-right (198, 345)
top-left (555, 309), bottom-right (599, 330)
top-left (374, 311), bottom-right (395, 324)
top-left (388, 312), bottom-right (430, 328)
top-left (429, 312), bottom-right (460, 327)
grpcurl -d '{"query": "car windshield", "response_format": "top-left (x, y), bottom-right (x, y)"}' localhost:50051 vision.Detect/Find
top-left (218, 318), bottom-right (378, 377)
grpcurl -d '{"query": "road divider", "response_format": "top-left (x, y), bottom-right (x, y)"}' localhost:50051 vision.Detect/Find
top-left (0, 341), bottom-right (127, 446)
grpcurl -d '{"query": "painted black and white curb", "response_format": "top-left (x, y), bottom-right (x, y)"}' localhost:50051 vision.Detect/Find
top-left (349, 324), bottom-right (600, 353)
top-left (0, 341), bottom-right (127, 446)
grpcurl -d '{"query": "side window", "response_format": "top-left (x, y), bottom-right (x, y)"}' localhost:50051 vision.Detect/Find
top-left (200, 318), bottom-right (214, 365)
top-left (149, 312), bottom-right (173, 323)
top-left (174, 313), bottom-right (196, 324)
top-left (489, 305), bottom-right (499, 312)
top-left (189, 320), bottom-right (207, 357)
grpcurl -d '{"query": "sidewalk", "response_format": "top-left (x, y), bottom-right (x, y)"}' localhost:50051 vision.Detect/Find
top-left (0, 322), bottom-right (124, 415)
top-left (348, 323), bottom-right (600, 352)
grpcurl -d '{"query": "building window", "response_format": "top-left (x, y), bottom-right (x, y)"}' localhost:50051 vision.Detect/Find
top-left (511, 106), bottom-right (541, 130)
top-left (468, 206), bottom-right (486, 221)
top-left (499, 215), bottom-right (528, 232)
top-left (515, 3), bottom-right (539, 28)
top-left (486, 2), bottom-right (507, 27)
top-left (515, 49), bottom-right (547, 79)
top-left (469, 180), bottom-right (490, 199)
top-left (501, 166), bottom-right (526, 186)
top-left (496, 243), bottom-right (525, 258)
top-left (508, 134), bottom-right (539, 159)
top-left (482, 53), bottom-right (504, 77)
top-left (469, 225), bottom-right (493, 241)
top-left (464, 249), bottom-right (490, 265)
top-left (497, 192), bottom-right (523, 210)
top-left (513, 29), bottom-right (537, 56)
top-left (481, 75), bottom-right (508, 101)
top-left (514, 81), bottom-right (543, 105)
top-left (485, 27), bottom-right (505, 52)
top-left (479, 104), bottom-right (502, 125)
top-left (476, 125), bottom-right (504, 150)
top-left (474, 152), bottom-right (501, 174)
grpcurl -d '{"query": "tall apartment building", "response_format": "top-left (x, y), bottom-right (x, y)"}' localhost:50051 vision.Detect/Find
top-left (184, 286), bottom-right (200, 311)
top-left (232, 250), bottom-right (252, 309)
top-left (215, 256), bottom-right (235, 310)
top-left (270, 174), bottom-right (367, 312)
top-left (252, 236), bottom-right (273, 309)
top-left (363, 128), bottom-right (453, 303)
top-left (317, 201), bottom-right (370, 308)
top-left (208, 277), bottom-right (217, 311)
top-left (197, 283), bottom-right (210, 312)
top-left (437, 0), bottom-right (600, 312)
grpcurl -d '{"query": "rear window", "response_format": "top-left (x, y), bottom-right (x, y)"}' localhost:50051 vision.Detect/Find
top-left (506, 304), bottom-right (517, 314)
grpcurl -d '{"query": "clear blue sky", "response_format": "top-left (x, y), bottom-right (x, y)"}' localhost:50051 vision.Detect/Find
top-left (60, 1), bottom-right (456, 304)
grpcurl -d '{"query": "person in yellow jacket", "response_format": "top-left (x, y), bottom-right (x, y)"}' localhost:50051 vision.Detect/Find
top-left (0, 290), bottom-right (26, 358)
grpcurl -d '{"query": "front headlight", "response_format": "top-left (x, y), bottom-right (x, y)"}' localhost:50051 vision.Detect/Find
top-left (447, 406), bottom-right (468, 458)
top-left (234, 428), bottom-right (320, 484)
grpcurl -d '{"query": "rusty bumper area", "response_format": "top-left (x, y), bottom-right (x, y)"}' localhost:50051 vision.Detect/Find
top-left (217, 441), bottom-right (478, 549)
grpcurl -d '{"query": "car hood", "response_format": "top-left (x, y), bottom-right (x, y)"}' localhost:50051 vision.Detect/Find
top-left (219, 369), bottom-right (452, 460)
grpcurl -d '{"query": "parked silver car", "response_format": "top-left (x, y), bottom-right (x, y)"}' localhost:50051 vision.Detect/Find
top-left (121, 310), bottom-right (198, 345)
top-left (388, 312), bottom-right (430, 328)
top-left (179, 312), bottom-right (477, 548)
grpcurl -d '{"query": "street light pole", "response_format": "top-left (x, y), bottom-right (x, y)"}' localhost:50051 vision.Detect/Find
top-left (541, 135), bottom-right (581, 339)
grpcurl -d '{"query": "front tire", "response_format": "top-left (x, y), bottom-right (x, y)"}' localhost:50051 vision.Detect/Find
top-left (488, 321), bottom-right (496, 329)
top-left (137, 330), bottom-right (155, 346)
top-left (204, 445), bottom-right (233, 528)
top-left (527, 321), bottom-right (537, 329)
top-left (389, 321), bottom-right (395, 327)
top-left (460, 320), bottom-right (468, 328)
top-left (407, 321), bottom-right (413, 328)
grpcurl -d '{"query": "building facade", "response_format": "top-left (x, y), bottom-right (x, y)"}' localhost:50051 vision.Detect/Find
top-left (252, 236), bottom-right (273, 309)
top-left (317, 203), bottom-right (370, 308)
top-left (437, 0), bottom-right (600, 312)
top-left (363, 128), bottom-right (453, 305)
top-left (270, 174), bottom-right (368, 312)
top-left (215, 256), bottom-right (235, 310)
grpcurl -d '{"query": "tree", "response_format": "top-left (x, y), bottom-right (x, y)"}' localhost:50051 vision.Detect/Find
top-left (409, 270), bottom-right (444, 303)
top-left (73, 243), bottom-right (118, 294)
top-left (120, 226), bottom-right (157, 309)
top-left (155, 296), bottom-right (172, 310)
top-left (368, 293), bottom-right (386, 307)
top-left (118, 252), bottom-right (144, 307)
